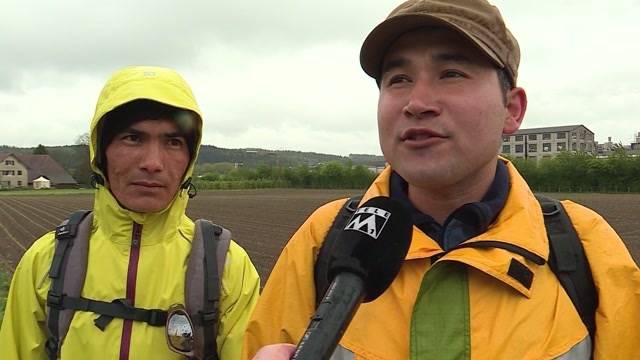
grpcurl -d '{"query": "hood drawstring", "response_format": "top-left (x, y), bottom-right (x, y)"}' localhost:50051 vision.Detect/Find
top-left (91, 173), bottom-right (105, 189)
top-left (181, 177), bottom-right (197, 199)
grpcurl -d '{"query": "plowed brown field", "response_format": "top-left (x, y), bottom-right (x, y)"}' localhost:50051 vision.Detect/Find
top-left (1, 190), bottom-right (638, 285)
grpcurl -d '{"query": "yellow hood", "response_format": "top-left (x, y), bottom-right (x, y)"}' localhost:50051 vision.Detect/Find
top-left (88, 65), bottom-right (203, 225)
top-left (89, 65), bottom-right (203, 181)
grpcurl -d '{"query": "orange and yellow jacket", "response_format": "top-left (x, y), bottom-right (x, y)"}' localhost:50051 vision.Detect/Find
top-left (244, 160), bottom-right (640, 359)
top-left (0, 66), bottom-right (260, 360)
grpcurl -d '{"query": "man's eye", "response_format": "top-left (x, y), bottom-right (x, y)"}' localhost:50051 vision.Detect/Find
top-left (168, 138), bottom-right (185, 148)
top-left (386, 74), bottom-right (411, 86)
top-left (441, 70), bottom-right (465, 79)
top-left (122, 134), bottom-right (140, 143)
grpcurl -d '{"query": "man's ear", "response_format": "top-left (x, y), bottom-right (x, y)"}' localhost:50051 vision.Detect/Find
top-left (503, 87), bottom-right (527, 134)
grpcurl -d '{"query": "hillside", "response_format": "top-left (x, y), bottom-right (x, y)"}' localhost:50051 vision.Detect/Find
top-left (196, 146), bottom-right (388, 167)
top-left (0, 144), bottom-right (386, 185)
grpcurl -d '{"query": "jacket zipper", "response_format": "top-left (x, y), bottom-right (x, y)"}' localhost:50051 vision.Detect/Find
top-left (119, 222), bottom-right (142, 360)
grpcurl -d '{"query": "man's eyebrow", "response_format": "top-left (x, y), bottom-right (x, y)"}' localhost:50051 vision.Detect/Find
top-left (380, 52), bottom-right (474, 77)
top-left (164, 132), bottom-right (186, 138)
top-left (380, 57), bottom-right (408, 77)
top-left (120, 127), bottom-right (142, 135)
top-left (119, 128), bottom-right (184, 138)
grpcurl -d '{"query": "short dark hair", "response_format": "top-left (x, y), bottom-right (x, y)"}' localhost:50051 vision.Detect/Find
top-left (496, 67), bottom-right (514, 105)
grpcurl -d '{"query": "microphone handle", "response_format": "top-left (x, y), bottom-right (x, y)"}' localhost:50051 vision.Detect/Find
top-left (292, 272), bottom-right (365, 360)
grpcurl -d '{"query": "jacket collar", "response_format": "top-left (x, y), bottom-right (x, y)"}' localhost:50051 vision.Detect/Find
top-left (389, 161), bottom-right (509, 251)
top-left (361, 159), bottom-right (549, 297)
top-left (92, 185), bottom-right (190, 246)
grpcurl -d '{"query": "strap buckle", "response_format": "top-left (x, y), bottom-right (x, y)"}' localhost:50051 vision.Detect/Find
top-left (44, 337), bottom-right (59, 358)
top-left (54, 223), bottom-right (73, 239)
top-left (148, 309), bottom-right (167, 326)
top-left (541, 205), bottom-right (560, 216)
top-left (199, 310), bottom-right (218, 325)
top-left (47, 291), bottom-right (64, 309)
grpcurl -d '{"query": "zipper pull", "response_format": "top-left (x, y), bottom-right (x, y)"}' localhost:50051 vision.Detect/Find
top-left (131, 223), bottom-right (142, 247)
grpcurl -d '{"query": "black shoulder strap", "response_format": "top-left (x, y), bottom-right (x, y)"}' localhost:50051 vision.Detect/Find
top-left (314, 196), bottom-right (362, 305)
top-left (45, 213), bottom-right (230, 360)
top-left (536, 195), bottom-right (598, 341)
top-left (186, 219), bottom-right (231, 360)
top-left (46, 210), bottom-right (92, 359)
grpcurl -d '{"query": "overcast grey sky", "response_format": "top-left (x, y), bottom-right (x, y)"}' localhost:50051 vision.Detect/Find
top-left (1, 0), bottom-right (639, 156)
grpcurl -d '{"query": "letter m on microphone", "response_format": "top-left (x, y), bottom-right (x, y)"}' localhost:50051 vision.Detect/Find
top-left (344, 206), bottom-right (391, 240)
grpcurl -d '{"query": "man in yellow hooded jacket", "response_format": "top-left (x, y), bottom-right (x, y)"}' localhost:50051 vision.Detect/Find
top-left (244, 0), bottom-right (640, 359)
top-left (0, 66), bottom-right (260, 359)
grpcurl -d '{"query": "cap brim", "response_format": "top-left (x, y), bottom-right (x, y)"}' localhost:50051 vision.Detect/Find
top-left (360, 14), bottom-right (505, 79)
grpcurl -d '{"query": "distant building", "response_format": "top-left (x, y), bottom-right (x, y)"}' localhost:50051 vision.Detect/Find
top-left (632, 132), bottom-right (640, 151)
top-left (33, 176), bottom-right (51, 189)
top-left (367, 166), bottom-right (386, 174)
top-left (596, 136), bottom-right (617, 156)
top-left (0, 153), bottom-right (78, 189)
top-left (0, 154), bottom-right (28, 188)
top-left (501, 125), bottom-right (595, 160)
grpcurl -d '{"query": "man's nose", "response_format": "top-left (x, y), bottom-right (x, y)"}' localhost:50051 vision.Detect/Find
top-left (139, 143), bottom-right (164, 172)
top-left (403, 81), bottom-right (441, 119)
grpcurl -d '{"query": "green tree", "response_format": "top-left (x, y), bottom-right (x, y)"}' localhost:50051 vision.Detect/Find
top-left (71, 134), bottom-right (93, 186)
top-left (349, 165), bottom-right (376, 189)
top-left (33, 144), bottom-right (48, 154)
top-left (318, 162), bottom-right (348, 188)
top-left (75, 132), bottom-right (90, 146)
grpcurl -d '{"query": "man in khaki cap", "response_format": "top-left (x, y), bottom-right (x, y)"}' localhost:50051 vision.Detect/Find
top-left (244, 0), bottom-right (640, 359)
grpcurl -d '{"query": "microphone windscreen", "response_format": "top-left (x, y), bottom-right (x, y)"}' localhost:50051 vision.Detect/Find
top-left (327, 196), bottom-right (412, 302)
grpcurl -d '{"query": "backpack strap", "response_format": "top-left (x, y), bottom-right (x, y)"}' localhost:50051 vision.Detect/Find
top-left (186, 219), bottom-right (231, 360)
top-left (536, 195), bottom-right (598, 341)
top-left (45, 210), bottom-right (92, 359)
top-left (45, 213), bottom-right (230, 360)
top-left (45, 211), bottom-right (168, 357)
top-left (314, 196), bottom-right (362, 305)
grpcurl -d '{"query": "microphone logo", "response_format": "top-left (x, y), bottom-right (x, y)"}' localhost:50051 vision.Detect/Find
top-left (344, 206), bottom-right (391, 239)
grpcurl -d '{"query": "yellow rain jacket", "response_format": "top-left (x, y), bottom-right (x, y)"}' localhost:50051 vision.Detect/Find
top-left (0, 66), bottom-right (260, 360)
top-left (244, 160), bottom-right (640, 359)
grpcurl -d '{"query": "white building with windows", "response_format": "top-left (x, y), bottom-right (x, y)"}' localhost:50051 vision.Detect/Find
top-left (501, 125), bottom-right (596, 160)
top-left (0, 153), bottom-right (77, 189)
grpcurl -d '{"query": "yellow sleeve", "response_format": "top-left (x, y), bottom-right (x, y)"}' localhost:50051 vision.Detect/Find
top-left (0, 232), bottom-right (56, 360)
top-left (217, 240), bottom-right (261, 360)
top-left (563, 201), bottom-right (640, 359)
top-left (242, 199), bottom-right (345, 359)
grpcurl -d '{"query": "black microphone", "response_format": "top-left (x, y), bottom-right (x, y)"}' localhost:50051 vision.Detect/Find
top-left (292, 196), bottom-right (412, 360)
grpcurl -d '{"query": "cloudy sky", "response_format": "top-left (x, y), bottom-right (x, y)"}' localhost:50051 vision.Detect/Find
top-left (1, 0), bottom-right (639, 156)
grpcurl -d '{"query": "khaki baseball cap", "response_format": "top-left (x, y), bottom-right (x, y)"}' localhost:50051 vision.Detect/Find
top-left (360, 0), bottom-right (520, 84)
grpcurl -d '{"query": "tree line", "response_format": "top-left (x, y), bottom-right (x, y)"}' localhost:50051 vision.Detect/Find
top-left (195, 151), bottom-right (640, 193)
top-left (8, 143), bottom-right (640, 193)
top-left (194, 162), bottom-right (378, 190)
top-left (509, 150), bottom-right (640, 193)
